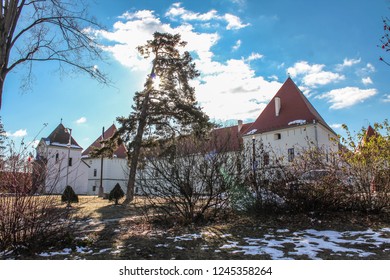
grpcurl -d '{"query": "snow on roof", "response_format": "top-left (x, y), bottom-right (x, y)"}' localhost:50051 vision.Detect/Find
top-left (242, 77), bottom-right (335, 136)
top-left (50, 142), bottom-right (83, 149)
top-left (245, 129), bottom-right (257, 135)
top-left (288, 119), bottom-right (307, 126)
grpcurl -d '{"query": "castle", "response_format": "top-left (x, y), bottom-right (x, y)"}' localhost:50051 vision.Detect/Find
top-left (36, 78), bottom-right (338, 194)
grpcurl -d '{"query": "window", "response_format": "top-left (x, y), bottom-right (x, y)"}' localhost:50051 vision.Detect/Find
top-left (92, 186), bottom-right (96, 192)
top-left (55, 153), bottom-right (59, 163)
top-left (288, 148), bottom-right (294, 162)
top-left (274, 133), bottom-right (281, 140)
top-left (93, 169), bottom-right (97, 177)
top-left (68, 157), bottom-right (73, 166)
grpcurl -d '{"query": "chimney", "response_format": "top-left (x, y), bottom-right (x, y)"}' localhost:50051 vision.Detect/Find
top-left (275, 97), bottom-right (281, 117)
top-left (237, 120), bottom-right (243, 133)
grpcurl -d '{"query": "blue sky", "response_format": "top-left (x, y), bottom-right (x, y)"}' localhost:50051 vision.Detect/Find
top-left (2, 0), bottom-right (389, 151)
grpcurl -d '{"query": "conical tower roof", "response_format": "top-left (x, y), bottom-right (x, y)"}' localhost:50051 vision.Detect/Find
top-left (44, 123), bottom-right (82, 149)
top-left (243, 77), bottom-right (335, 135)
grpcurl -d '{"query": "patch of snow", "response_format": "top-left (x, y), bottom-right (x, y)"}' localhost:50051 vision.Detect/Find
top-left (94, 248), bottom-right (111, 254)
top-left (38, 248), bottom-right (72, 257)
top-left (76, 246), bottom-right (93, 254)
top-left (246, 129), bottom-right (257, 135)
top-left (219, 228), bottom-right (389, 260)
top-left (288, 119), bottom-right (307, 126)
top-left (155, 244), bottom-right (169, 248)
top-left (172, 233), bottom-right (202, 242)
top-left (50, 142), bottom-right (82, 149)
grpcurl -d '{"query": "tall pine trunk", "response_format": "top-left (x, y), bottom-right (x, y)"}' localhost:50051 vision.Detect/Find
top-left (124, 60), bottom-right (156, 204)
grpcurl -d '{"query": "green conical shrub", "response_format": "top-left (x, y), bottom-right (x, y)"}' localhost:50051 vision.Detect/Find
top-left (109, 183), bottom-right (125, 205)
top-left (61, 185), bottom-right (79, 207)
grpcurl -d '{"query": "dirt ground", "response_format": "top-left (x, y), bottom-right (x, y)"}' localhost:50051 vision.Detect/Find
top-left (9, 196), bottom-right (390, 260)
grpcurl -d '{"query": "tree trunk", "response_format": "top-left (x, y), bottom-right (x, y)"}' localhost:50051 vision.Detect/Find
top-left (123, 60), bottom-right (157, 204)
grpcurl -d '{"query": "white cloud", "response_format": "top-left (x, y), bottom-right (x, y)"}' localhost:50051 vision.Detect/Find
top-left (94, 10), bottom-right (219, 71)
top-left (383, 94), bottom-right (390, 103)
top-left (330, 123), bottom-right (343, 129)
top-left (165, 3), bottom-right (249, 30)
top-left (76, 117), bottom-right (87, 124)
top-left (7, 129), bottom-right (27, 138)
top-left (303, 71), bottom-right (345, 87)
top-left (195, 58), bottom-right (282, 120)
top-left (318, 87), bottom-right (377, 109)
top-left (232, 39), bottom-right (241, 51)
top-left (288, 61), bottom-right (345, 88)
top-left (224, 14), bottom-right (250, 30)
top-left (245, 52), bottom-right (264, 62)
top-left (336, 57), bottom-right (361, 70)
top-left (93, 6), bottom-right (279, 121)
top-left (362, 77), bottom-right (373, 85)
top-left (364, 63), bottom-right (375, 73)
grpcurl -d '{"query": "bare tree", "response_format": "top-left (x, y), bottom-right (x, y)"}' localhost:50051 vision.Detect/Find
top-left (0, 0), bottom-right (108, 109)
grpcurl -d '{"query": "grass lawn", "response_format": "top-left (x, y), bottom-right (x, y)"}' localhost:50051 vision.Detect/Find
top-left (4, 195), bottom-right (390, 260)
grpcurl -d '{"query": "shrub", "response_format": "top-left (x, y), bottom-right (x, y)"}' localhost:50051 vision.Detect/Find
top-left (61, 185), bottom-right (79, 207)
top-left (0, 139), bottom-right (75, 257)
top-left (108, 183), bottom-right (125, 205)
top-left (137, 134), bottom-right (238, 225)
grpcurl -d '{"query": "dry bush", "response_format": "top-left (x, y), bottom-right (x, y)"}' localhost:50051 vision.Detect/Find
top-left (0, 142), bottom-right (74, 256)
top-left (339, 121), bottom-right (390, 212)
top-left (136, 132), bottom-right (241, 225)
top-left (283, 120), bottom-right (390, 214)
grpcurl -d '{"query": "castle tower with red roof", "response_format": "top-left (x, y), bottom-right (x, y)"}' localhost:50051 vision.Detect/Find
top-left (242, 77), bottom-right (338, 164)
top-left (36, 123), bottom-right (89, 194)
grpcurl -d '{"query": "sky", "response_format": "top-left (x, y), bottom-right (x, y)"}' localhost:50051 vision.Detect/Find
top-left (1, 0), bottom-right (390, 151)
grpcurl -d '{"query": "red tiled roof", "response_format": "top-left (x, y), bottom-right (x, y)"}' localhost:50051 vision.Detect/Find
top-left (242, 77), bottom-right (335, 135)
top-left (45, 123), bottom-right (82, 149)
top-left (207, 122), bottom-right (253, 152)
top-left (82, 124), bottom-right (127, 159)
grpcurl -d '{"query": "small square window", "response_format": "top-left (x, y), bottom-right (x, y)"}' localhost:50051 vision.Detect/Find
top-left (274, 133), bottom-right (281, 140)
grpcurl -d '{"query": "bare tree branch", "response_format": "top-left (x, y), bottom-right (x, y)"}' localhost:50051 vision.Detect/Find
top-left (0, 0), bottom-right (109, 109)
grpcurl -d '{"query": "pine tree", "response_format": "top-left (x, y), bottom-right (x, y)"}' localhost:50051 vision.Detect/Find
top-left (108, 183), bottom-right (125, 205)
top-left (112, 32), bottom-right (212, 204)
top-left (61, 185), bottom-right (79, 207)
